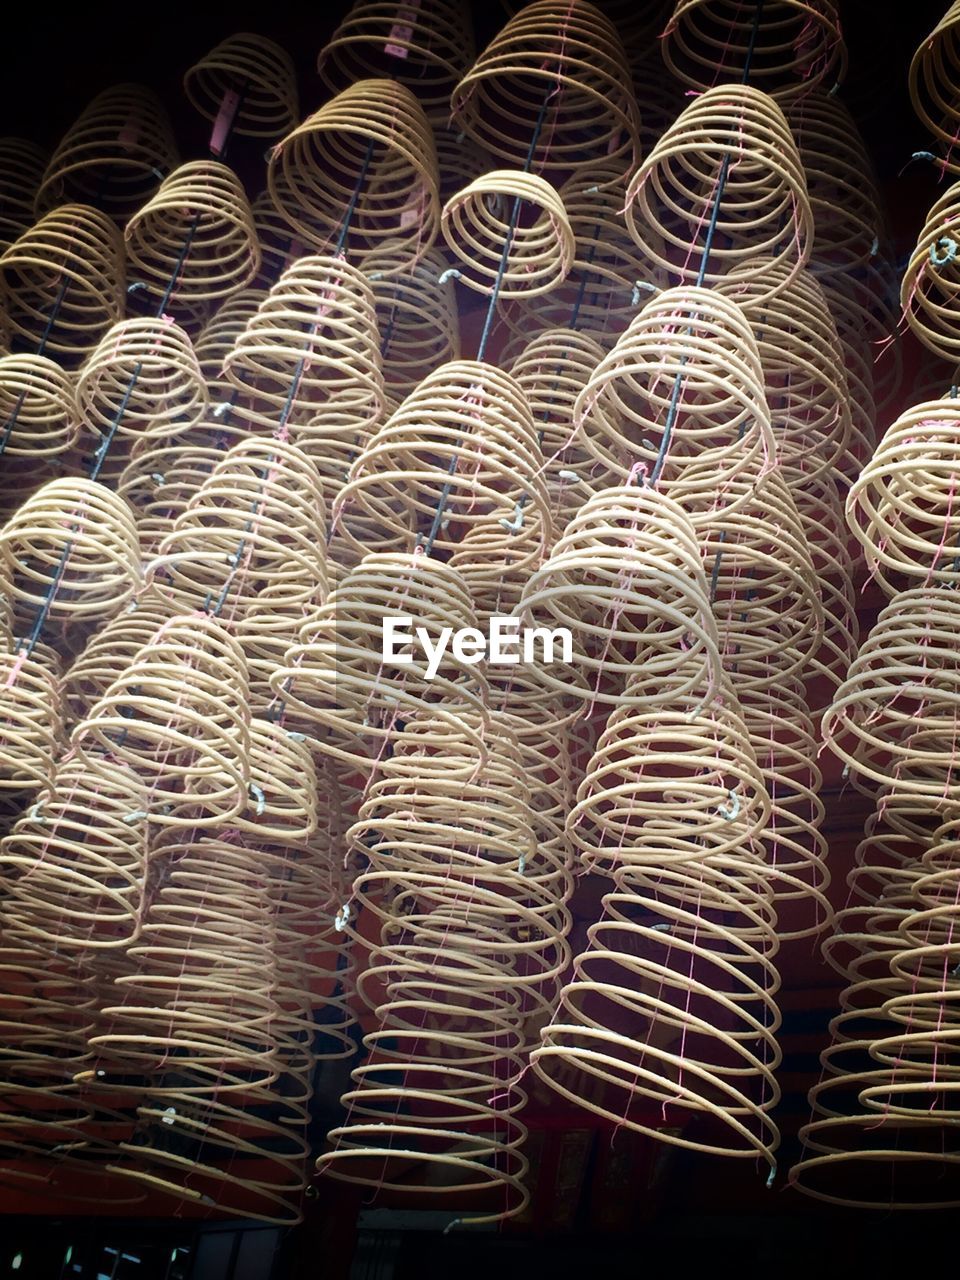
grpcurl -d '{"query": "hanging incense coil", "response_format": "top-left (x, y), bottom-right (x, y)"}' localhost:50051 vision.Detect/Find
top-left (194, 287), bottom-right (268, 389)
top-left (0, 204), bottom-right (125, 360)
top-left (0, 478), bottom-right (141, 624)
top-left (901, 181), bottom-right (960, 360)
top-left (451, 0), bottom-right (638, 174)
top-left (339, 360), bottom-right (551, 562)
top-left (690, 466), bottom-right (824, 687)
top-left (736, 677), bottom-right (831, 938)
top-left (509, 327), bottom-right (606, 529)
top-left (500, 164), bottom-right (654, 346)
top-left (322, 723), bottom-right (564, 1221)
top-left (441, 171), bottom-right (574, 297)
top-left (847, 397), bottom-right (960, 593)
top-left (268, 80), bottom-right (439, 271)
top-left (118, 423), bottom-right (240, 557)
top-left (125, 162), bottom-right (260, 309)
top-left (0, 139), bottom-right (47, 251)
top-left (816, 277), bottom-right (878, 478)
top-left (568, 662), bottom-right (770, 875)
top-left (275, 552), bottom-right (489, 774)
top-left (165, 718), bottom-right (318, 842)
top-left (575, 286), bottom-right (774, 500)
top-left (0, 354), bottom-right (82, 456)
top-left (151, 436), bottom-right (328, 621)
top-left (624, 85), bottom-right (812, 300)
top-left (36, 85), bottom-right (179, 222)
top-left (662, 1), bottom-right (846, 100)
top-left (184, 33), bottom-right (299, 141)
top-left (0, 649), bottom-right (63, 793)
top-left (789, 788), bottom-right (956, 1208)
top-left (790, 472), bottom-right (859, 701)
top-left (785, 90), bottom-right (882, 276)
top-left (318, 0), bottom-right (474, 123)
top-left (910, 2), bottom-right (960, 175)
top-left (518, 484), bottom-right (721, 706)
top-left (71, 613), bottom-right (250, 825)
top-left (363, 242), bottom-right (459, 397)
top-left (76, 318), bottom-right (208, 443)
top-left (223, 255), bottom-right (384, 433)
top-left (60, 592), bottom-right (180, 730)
top-left (716, 259), bottom-right (852, 478)
top-left (0, 753), bottom-right (148, 949)
top-left (532, 851), bottom-right (782, 1168)
top-left (823, 586), bottom-right (960, 802)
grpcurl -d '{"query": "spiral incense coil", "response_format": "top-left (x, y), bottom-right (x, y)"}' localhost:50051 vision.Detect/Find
top-left (690, 467), bottom-right (824, 685)
top-left (0, 478), bottom-right (141, 624)
top-left (125, 162), bottom-right (260, 308)
top-left (194, 287), bottom-right (268, 388)
top-left (107, 1097), bottom-right (309, 1224)
top-left (0, 139), bottom-right (47, 251)
top-left (901, 181), bottom-right (960, 360)
top-left (0, 753), bottom-right (148, 950)
top-left (0, 354), bottom-right (82, 457)
top-left (715, 259), bottom-right (852, 477)
top-left (363, 242), bottom-right (459, 397)
top-left (501, 164), bottom-right (655, 344)
top-left (736, 680), bottom-right (831, 937)
top-left (575, 287), bottom-right (774, 501)
top-left (268, 80), bottom-right (439, 272)
top-left (568, 662), bottom-right (770, 874)
top-left (119, 423), bottom-right (242, 557)
top-left (350, 709), bottom-right (571, 920)
top-left (152, 436), bottom-right (328, 620)
top-left (789, 792), bottom-right (955, 1208)
top-left (662, 1), bottom-right (846, 100)
top-left (910, 3), bottom-right (960, 175)
top-left (0, 650), bottom-right (63, 794)
top-left (532, 855), bottom-right (782, 1168)
top-left (36, 85), bottom-right (179, 222)
top-left (509, 327), bottom-right (606, 530)
top-left (847, 398), bottom-right (960, 593)
top-left (76, 318), bottom-right (208, 443)
top-left (785, 90), bottom-right (881, 276)
top-left (223, 255), bottom-right (384, 433)
top-left (451, 0), bottom-right (638, 174)
top-left (624, 86), bottom-right (812, 300)
top-left (60, 593), bottom-right (180, 729)
top-left (441, 171), bottom-right (574, 298)
top-left (184, 33), bottom-right (298, 141)
top-left (823, 586), bottom-right (960, 802)
top-left (318, 0), bottom-right (474, 123)
top-left (0, 204), bottom-right (125, 360)
top-left (229, 718), bottom-right (317, 841)
top-left (275, 552), bottom-right (489, 773)
top-left (339, 360), bottom-right (551, 563)
top-left (789, 473), bottom-right (858, 700)
top-left (71, 613), bottom-right (250, 825)
top-left (519, 484), bottom-right (721, 706)
top-left (815, 279), bottom-right (878, 479)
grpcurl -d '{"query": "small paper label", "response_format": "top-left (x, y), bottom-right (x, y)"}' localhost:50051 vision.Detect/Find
top-left (210, 89), bottom-right (241, 156)
top-left (385, 1), bottom-right (420, 56)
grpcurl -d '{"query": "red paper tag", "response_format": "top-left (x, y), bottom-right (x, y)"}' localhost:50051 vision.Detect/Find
top-left (118, 113), bottom-right (140, 150)
top-left (210, 89), bottom-right (241, 156)
top-left (385, 1), bottom-right (420, 56)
